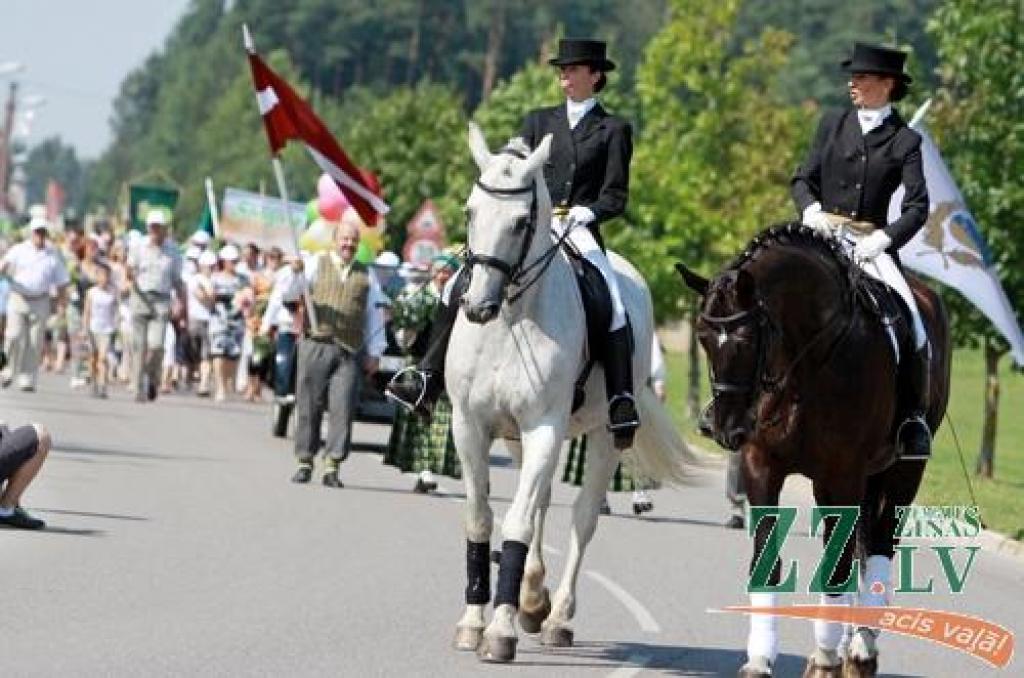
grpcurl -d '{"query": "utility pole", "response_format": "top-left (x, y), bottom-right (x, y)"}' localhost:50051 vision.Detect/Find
top-left (0, 81), bottom-right (17, 216)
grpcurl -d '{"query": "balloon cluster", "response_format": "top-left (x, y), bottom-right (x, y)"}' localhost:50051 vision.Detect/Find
top-left (299, 173), bottom-right (385, 264)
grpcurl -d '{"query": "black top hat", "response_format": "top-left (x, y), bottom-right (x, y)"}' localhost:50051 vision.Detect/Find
top-left (842, 42), bottom-right (911, 83)
top-left (548, 38), bottom-right (616, 72)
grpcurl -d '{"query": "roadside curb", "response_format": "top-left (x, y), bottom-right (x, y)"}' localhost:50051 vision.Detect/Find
top-left (977, 528), bottom-right (1024, 564)
top-left (692, 446), bottom-right (1024, 565)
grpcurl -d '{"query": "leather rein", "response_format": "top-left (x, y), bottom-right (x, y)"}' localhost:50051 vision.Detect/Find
top-left (466, 148), bottom-right (577, 305)
top-left (699, 280), bottom-right (855, 429)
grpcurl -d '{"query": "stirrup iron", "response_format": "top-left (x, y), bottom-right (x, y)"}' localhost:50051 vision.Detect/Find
top-left (386, 366), bottom-right (428, 413)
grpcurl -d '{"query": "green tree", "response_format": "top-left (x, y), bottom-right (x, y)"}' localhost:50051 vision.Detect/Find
top-left (620, 0), bottom-right (808, 415)
top-left (928, 0), bottom-right (1024, 477)
top-left (320, 82), bottom-right (472, 249)
top-left (23, 136), bottom-right (87, 215)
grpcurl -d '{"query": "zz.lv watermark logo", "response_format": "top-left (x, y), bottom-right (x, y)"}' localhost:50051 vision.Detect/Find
top-left (747, 505), bottom-right (981, 594)
top-left (715, 505), bottom-right (1015, 669)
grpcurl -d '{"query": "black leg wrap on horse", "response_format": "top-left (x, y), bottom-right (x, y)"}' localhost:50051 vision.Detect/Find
top-left (465, 540), bottom-right (491, 605)
top-left (493, 539), bottom-right (529, 608)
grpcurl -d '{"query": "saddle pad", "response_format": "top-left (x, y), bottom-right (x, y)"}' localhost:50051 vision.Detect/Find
top-left (855, 276), bottom-right (913, 364)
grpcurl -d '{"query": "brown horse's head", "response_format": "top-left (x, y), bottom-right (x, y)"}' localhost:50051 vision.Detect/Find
top-left (677, 263), bottom-right (770, 451)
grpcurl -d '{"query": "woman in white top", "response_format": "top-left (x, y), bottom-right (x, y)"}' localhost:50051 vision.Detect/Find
top-left (189, 251), bottom-right (217, 396)
top-left (82, 262), bottom-right (119, 398)
top-left (204, 245), bottom-right (248, 401)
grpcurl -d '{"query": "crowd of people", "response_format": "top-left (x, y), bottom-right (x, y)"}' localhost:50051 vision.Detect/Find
top-left (0, 210), bottom-right (350, 405)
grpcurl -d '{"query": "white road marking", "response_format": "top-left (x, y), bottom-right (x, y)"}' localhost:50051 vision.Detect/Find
top-left (606, 653), bottom-right (654, 678)
top-left (585, 570), bottom-right (662, 633)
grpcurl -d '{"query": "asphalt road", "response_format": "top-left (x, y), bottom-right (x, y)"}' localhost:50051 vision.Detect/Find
top-left (2, 375), bottom-right (1021, 677)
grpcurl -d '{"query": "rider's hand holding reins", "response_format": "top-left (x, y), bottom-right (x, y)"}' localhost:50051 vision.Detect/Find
top-left (568, 205), bottom-right (596, 226)
top-left (854, 230), bottom-right (892, 262)
top-left (801, 203), bottom-right (834, 235)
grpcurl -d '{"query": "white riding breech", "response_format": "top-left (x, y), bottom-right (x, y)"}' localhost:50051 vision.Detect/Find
top-left (840, 230), bottom-right (927, 352)
top-left (551, 216), bottom-right (627, 331)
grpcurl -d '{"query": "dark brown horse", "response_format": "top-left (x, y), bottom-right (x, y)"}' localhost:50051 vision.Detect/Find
top-left (677, 224), bottom-right (950, 678)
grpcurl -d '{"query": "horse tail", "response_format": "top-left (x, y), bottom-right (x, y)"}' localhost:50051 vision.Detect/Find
top-left (626, 384), bottom-right (705, 486)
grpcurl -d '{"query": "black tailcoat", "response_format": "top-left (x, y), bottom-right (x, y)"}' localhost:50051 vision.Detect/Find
top-left (519, 103), bottom-right (633, 228)
top-left (791, 108), bottom-right (928, 258)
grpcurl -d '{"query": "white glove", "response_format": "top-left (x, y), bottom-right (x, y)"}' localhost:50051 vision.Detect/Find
top-left (568, 205), bottom-right (596, 225)
top-left (854, 230), bottom-right (893, 261)
top-left (801, 203), bottom-right (833, 235)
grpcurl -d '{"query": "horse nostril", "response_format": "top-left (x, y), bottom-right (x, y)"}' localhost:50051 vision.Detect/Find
top-left (479, 303), bottom-right (498, 321)
top-left (726, 429), bottom-right (747, 450)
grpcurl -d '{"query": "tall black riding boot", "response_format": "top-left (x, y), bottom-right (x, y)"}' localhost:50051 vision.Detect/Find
top-left (385, 271), bottom-right (465, 418)
top-left (898, 345), bottom-right (931, 461)
top-left (604, 326), bottom-right (640, 450)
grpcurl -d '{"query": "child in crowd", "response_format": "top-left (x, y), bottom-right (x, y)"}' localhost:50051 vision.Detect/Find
top-left (81, 262), bottom-right (119, 398)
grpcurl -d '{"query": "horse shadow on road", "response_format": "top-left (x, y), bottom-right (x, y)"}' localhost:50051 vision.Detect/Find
top-left (517, 640), bottom-right (923, 676)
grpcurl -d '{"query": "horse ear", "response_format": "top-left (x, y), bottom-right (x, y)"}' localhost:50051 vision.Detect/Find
top-left (735, 269), bottom-right (756, 307)
top-left (521, 133), bottom-right (553, 177)
top-left (467, 122), bottom-right (493, 171)
top-left (675, 262), bottom-right (708, 296)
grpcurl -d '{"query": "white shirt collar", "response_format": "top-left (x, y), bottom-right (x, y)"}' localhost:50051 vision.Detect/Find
top-left (857, 103), bottom-right (892, 135)
top-left (566, 97), bottom-right (597, 130)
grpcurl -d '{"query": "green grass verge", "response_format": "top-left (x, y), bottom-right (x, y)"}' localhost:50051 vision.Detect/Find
top-left (662, 345), bottom-right (1023, 540)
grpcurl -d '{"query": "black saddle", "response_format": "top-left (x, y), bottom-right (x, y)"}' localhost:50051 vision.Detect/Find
top-left (852, 274), bottom-right (915, 355)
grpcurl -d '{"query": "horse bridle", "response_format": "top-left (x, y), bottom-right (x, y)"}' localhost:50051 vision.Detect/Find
top-left (465, 148), bottom-right (539, 292)
top-left (699, 285), bottom-right (854, 434)
top-left (700, 301), bottom-right (775, 398)
top-left (465, 148), bottom-right (583, 306)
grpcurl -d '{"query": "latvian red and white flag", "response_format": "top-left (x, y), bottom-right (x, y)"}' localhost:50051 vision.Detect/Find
top-left (246, 37), bottom-right (389, 225)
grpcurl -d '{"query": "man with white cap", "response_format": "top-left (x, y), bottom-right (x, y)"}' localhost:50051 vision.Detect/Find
top-left (126, 209), bottom-right (187, 402)
top-left (190, 229), bottom-right (212, 251)
top-left (0, 217), bottom-right (70, 390)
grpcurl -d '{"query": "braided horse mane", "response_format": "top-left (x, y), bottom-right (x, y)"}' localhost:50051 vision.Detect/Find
top-left (727, 221), bottom-right (854, 274)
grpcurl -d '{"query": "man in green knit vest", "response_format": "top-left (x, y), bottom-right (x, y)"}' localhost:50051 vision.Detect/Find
top-left (281, 220), bottom-right (387, 487)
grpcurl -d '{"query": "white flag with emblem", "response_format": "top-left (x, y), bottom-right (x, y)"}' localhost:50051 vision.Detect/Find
top-left (888, 102), bottom-right (1024, 365)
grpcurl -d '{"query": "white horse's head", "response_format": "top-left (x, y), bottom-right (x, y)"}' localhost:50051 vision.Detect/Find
top-left (461, 122), bottom-right (553, 324)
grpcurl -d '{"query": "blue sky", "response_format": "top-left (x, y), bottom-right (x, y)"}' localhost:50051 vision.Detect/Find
top-left (0, 0), bottom-right (191, 159)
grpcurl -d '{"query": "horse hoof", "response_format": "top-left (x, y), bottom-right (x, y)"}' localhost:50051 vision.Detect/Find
top-left (476, 635), bottom-right (517, 663)
top-left (803, 657), bottom-right (842, 678)
top-left (738, 656), bottom-right (772, 677)
top-left (453, 625), bottom-right (484, 651)
top-left (841, 657), bottom-right (878, 678)
top-left (540, 624), bottom-right (574, 647)
top-left (518, 589), bottom-right (552, 634)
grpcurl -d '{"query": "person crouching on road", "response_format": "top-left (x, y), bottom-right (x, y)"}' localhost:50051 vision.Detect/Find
top-left (279, 221), bottom-right (387, 488)
top-left (0, 423), bottom-right (53, 530)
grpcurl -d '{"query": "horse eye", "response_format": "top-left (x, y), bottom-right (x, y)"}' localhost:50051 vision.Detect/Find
top-left (514, 216), bottom-right (530, 232)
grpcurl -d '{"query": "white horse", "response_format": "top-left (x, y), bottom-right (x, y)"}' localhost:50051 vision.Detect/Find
top-left (448, 123), bottom-right (698, 663)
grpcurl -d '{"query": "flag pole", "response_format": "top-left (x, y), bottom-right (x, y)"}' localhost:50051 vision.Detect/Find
top-left (204, 176), bottom-right (221, 238)
top-left (245, 23), bottom-right (318, 330)
top-left (908, 97), bottom-right (933, 130)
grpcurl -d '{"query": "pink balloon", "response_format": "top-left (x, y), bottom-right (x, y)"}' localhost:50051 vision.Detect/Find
top-left (317, 173), bottom-right (348, 221)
